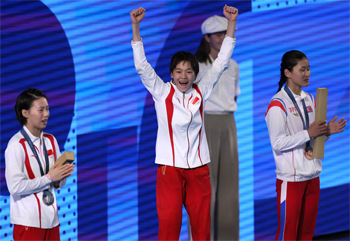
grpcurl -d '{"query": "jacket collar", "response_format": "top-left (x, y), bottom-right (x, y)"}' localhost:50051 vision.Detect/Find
top-left (171, 82), bottom-right (194, 95)
top-left (23, 125), bottom-right (43, 143)
top-left (284, 86), bottom-right (307, 100)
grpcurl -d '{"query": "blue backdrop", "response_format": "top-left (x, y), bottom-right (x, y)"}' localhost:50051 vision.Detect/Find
top-left (1, 1), bottom-right (349, 240)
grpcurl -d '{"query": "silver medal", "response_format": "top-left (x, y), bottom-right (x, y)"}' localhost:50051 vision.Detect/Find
top-left (43, 189), bottom-right (54, 205)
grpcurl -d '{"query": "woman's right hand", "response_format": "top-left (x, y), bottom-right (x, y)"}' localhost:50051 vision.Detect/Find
top-left (130, 7), bottom-right (146, 24)
top-left (48, 163), bottom-right (75, 182)
top-left (223, 5), bottom-right (238, 21)
top-left (307, 120), bottom-right (328, 138)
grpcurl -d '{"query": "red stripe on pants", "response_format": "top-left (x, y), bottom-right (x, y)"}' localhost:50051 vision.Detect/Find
top-left (13, 225), bottom-right (60, 241)
top-left (156, 165), bottom-right (211, 241)
top-left (275, 177), bottom-right (320, 241)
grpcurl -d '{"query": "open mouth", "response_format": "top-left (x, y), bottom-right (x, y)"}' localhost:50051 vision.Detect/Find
top-left (179, 81), bottom-right (188, 86)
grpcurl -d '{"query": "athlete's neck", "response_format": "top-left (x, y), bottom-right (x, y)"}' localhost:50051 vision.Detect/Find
top-left (287, 82), bottom-right (302, 96)
top-left (25, 125), bottom-right (42, 138)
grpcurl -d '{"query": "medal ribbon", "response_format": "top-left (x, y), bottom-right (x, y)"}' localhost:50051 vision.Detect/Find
top-left (20, 128), bottom-right (49, 176)
top-left (284, 86), bottom-right (310, 146)
top-left (21, 128), bottom-right (55, 205)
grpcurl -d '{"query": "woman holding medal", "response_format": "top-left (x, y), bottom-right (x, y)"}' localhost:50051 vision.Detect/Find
top-left (130, 5), bottom-right (238, 240)
top-left (5, 88), bottom-right (75, 241)
top-left (265, 50), bottom-right (347, 240)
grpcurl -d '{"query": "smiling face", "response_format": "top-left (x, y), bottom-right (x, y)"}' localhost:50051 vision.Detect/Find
top-left (285, 57), bottom-right (311, 92)
top-left (171, 61), bottom-right (196, 93)
top-left (22, 97), bottom-right (50, 135)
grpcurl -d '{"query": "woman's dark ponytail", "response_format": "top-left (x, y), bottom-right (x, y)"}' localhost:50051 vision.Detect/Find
top-left (277, 50), bottom-right (307, 93)
top-left (277, 68), bottom-right (287, 93)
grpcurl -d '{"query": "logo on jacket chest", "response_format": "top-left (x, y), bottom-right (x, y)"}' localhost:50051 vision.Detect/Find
top-left (176, 95), bottom-right (201, 109)
top-left (289, 106), bottom-right (313, 117)
top-left (31, 149), bottom-right (53, 158)
top-left (192, 97), bottom-right (200, 105)
top-left (289, 107), bottom-right (299, 117)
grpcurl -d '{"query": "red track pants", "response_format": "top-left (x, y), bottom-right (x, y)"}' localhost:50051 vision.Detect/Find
top-left (13, 225), bottom-right (60, 241)
top-left (276, 177), bottom-right (320, 241)
top-left (156, 164), bottom-right (211, 241)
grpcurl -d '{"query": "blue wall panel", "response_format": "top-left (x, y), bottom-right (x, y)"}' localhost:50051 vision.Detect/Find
top-left (0, 1), bottom-right (349, 240)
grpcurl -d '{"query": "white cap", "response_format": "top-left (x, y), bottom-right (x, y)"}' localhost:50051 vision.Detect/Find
top-left (201, 15), bottom-right (228, 35)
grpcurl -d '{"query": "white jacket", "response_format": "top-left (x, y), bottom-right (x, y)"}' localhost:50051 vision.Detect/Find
top-left (265, 87), bottom-right (328, 182)
top-left (132, 37), bottom-right (236, 168)
top-left (5, 126), bottom-right (65, 228)
top-left (196, 57), bottom-right (240, 113)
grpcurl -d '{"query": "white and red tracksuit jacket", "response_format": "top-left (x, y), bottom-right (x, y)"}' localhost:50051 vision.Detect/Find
top-left (132, 37), bottom-right (236, 168)
top-left (265, 87), bottom-right (329, 182)
top-left (5, 125), bottom-right (65, 228)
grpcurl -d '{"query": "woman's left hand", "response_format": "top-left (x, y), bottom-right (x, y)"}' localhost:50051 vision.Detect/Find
top-left (326, 116), bottom-right (347, 136)
top-left (223, 5), bottom-right (238, 21)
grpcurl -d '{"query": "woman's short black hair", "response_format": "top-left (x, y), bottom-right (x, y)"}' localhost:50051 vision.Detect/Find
top-left (15, 88), bottom-right (48, 126)
top-left (170, 51), bottom-right (199, 76)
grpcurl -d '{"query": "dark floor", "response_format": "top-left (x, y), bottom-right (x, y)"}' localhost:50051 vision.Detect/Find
top-left (313, 230), bottom-right (350, 241)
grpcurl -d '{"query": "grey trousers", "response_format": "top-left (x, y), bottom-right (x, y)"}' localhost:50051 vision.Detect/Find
top-left (187, 113), bottom-right (240, 241)
top-left (205, 113), bottom-right (239, 241)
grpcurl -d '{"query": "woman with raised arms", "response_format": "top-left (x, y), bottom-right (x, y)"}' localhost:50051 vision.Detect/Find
top-left (130, 5), bottom-right (238, 240)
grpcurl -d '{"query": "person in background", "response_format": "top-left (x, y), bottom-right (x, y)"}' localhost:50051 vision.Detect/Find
top-left (194, 14), bottom-right (240, 241)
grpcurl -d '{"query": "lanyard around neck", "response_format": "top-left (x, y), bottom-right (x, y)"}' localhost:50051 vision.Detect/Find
top-left (284, 86), bottom-right (309, 130)
top-left (20, 128), bottom-right (49, 176)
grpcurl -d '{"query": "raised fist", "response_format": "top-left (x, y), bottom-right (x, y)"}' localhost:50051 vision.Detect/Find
top-left (223, 5), bottom-right (238, 21)
top-left (130, 7), bottom-right (146, 24)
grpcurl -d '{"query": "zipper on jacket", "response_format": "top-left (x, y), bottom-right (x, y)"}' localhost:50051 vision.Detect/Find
top-left (183, 94), bottom-right (186, 108)
top-left (186, 111), bottom-right (193, 168)
top-left (183, 93), bottom-right (193, 168)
